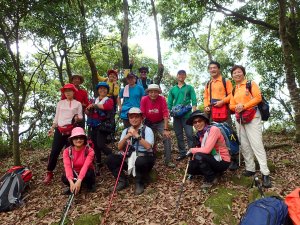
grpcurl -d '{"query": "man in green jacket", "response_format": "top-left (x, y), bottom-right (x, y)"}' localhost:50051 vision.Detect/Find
top-left (168, 70), bottom-right (197, 161)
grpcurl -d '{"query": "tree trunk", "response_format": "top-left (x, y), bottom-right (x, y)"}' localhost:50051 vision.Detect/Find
top-left (278, 0), bottom-right (300, 142)
top-left (121, 0), bottom-right (130, 69)
top-left (12, 112), bottom-right (21, 165)
top-left (77, 0), bottom-right (98, 95)
top-left (151, 0), bottom-right (164, 85)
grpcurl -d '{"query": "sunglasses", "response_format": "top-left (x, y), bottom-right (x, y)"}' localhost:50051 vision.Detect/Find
top-left (72, 136), bottom-right (85, 140)
top-left (193, 119), bottom-right (203, 124)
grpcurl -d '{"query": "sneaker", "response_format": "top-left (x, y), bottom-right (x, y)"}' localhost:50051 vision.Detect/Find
top-left (262, 175), bottom-right (272, 188)
top-left (242, 170), bottom-right (256, 177)
top-left (43, 171), bottom-right (54, 184)
top-left (135, 182), bottom-right (144, 195)
top-left (165, 162), bottom-right (176, 168)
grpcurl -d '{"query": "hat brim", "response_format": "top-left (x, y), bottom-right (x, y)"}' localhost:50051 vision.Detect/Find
top-left (186, 114), bottom-right (210, 126)
top-left (60, 87), bottom-right (78, 93)
top-left (68, 134), bottom-right (87, 140)
top-left (70, 75), bottom-right (84, 84)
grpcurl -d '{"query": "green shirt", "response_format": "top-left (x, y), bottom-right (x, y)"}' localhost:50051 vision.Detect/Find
top-left (167, 83), bottom-right (197, 118)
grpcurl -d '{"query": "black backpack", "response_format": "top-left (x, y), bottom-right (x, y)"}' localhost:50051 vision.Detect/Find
top-left (232, 80), bottom-right (270, 121)
top-left (0, 172), bottom-right (25, 212)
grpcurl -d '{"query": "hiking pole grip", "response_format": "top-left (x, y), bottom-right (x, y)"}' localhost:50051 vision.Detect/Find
top-left (102, 139), bottom-right (132, 225)
top-left (59, 193), bottom-right (74, 225)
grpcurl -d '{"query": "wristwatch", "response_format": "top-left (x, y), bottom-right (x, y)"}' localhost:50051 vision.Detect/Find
top-left (137, 135), bottom-right (142, 141)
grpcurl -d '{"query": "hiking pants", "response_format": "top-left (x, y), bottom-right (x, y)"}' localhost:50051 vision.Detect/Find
top-left (149, 121), bottom-right (172, 164)
top-left (188, 153), bottom-right (230, 182)
top-left (173, 117), bottom-right (194, 156)
top-left (235, 111), bottom-right (270, 175)
top-left (47, 128), bottom-right (70, 172)
top-left (61, 168), bottom-right (95, 189)
top-left (106, 153), bottom-right (155, 184)
top-left (90, 128), bottom-right (112, 164)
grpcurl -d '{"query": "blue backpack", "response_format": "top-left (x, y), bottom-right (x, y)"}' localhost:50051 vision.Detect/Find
top-left (211, 122), bottom-right (240, 155)
top-left (240, 196), bottom-right (289, 225)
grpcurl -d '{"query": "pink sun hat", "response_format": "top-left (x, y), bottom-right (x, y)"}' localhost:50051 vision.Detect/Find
top-left (69, 127), bottom-right (87, 139)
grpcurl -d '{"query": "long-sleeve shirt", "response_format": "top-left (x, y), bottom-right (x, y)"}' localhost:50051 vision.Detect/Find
top-left (140, 95), bottom-right (169, 123)
top-left (204, 76), bottom-right (233, 108)
top-left (167, 83), bottom-right (197, 119)
top-left (63, 146), bottom-right (95, 181)
top-left (53, 99), bottom-right (83, 127)
top-left (190, 126), bottom-right (230, 162)
top-left (229, 79), bottom-right (262, 111)
top-left (61, 88), bottom-right (89, 108)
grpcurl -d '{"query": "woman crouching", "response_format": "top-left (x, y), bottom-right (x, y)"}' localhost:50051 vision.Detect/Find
top-left (62, 127), bottom-right (96, 194)
top-left (186, 110), bottom-right (230, 188)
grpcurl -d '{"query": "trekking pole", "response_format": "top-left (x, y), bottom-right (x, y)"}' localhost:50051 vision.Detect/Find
top-left (174, 156), bottom-right (191, 215)
top-left (59, 192), bottom-right (75, 225)
top-left (101, 138), bottom-right (132, 225)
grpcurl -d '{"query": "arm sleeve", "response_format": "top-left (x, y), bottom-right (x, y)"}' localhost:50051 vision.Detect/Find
top-left (244, 81), bottom-right (262, 110)
top-left (140, 96), bottom-right (146, 114)
top-left (190, 86), bottom-right (197, 106)
top-left (223, 79), bottom-right (233, 104)
top-left (229, 94), bottom-right (237, 111)
top-left (119, 129), bottom-right (127, 145)
top-left (190, 127), bottom-right (220, 154)
top-left (102, 98), bottom-right (114, 111)
top-left (203, 84), bottom-right (209, 107)
top-left (113, 84), bottom-right (120, 97)
top-left (76, 102), bottom-right (83, 119)
top-left (82, 90), bottom-right (89, 107)
top-left (145, 127), bottom-right (154, 147)
top-left (63, 148), bottom-right (74, 181)
top-left (53, 101), bottom-right (60, 125)
top-left (78, 148), bottom-right (95, 180)
top-left (119, 88), bottom-right (124, 98)
top-left (97, 74), bottom-right (108, 82)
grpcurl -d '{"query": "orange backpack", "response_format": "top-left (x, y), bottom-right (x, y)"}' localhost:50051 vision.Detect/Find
top-left (285, 188), bottom-right (300, 225)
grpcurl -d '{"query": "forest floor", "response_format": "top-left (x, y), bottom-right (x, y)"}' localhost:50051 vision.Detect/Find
top-left (0, 131), bottom-right (299, 225)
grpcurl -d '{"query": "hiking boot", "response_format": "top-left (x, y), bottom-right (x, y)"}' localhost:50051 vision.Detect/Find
top-left (135, 182), bottom-right (144, 195)
top-left (262, 175), bottom-right (272, 188)
top-left (116, 178), bottom-right (129, 191)
top-left (229, 160), bottom-right (239, 171)
top-left (62, 188), bottom-right (71, 195)
top-left (200, 177), bottom-right (218, 189)
top-left (242, 170), bottom-right (256, 177)
top-left (43, 171), bottom-right (54, 184)
top-left (165, 162), bottom-right (176, 168)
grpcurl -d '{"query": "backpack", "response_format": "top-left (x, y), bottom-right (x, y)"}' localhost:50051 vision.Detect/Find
top-left (0, 166), bottom-right (32, 212)
top-left (240, 196), bottom-right (289, 225)
top-left (232, 80), bottom-right (270, 121)
top-left (210, 122), bottom-right (240, 155)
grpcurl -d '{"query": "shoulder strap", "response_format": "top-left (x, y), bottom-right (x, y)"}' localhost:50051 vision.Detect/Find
top-left (232, 86), bottom-right (236, 96)
top-left (246, 80), bottom-right (252, 94)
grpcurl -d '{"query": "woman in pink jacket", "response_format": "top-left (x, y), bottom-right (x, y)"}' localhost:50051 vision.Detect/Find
top-left (62, 127), bottom-right (95, 194)
top-left (186, 110), bottom-right (230, 188)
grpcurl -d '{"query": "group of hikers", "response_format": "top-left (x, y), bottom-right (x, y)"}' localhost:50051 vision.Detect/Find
top-left (43, 60), bottom-right (272, 196)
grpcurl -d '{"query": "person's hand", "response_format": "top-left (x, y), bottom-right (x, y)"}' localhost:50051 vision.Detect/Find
top-left (235, 103), bottom-right (244, 113)
top-left (48, 127), bottom-right (54, 137)
top-left (73, 179), bottom-right (82, 195)
top-left (128, 127), bottom-right (139, 138)
top-left (214, 100), bottom-right (224, 107)
top-left (204, 106), bottom-right (211, 113)
top-left (163, 130), bottom-right (171, 138)
top-left (74, 115), bottom-right (80, 122)
top-left (69, 179), bottom-right (75, 193)
top-left (86, 104), bottom-right (94, 111)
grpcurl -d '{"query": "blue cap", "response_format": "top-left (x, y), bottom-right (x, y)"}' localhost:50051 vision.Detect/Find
top-left (96, 82), bottom-right (110, 92)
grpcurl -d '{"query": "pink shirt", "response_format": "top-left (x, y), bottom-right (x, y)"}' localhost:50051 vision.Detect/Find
top-left (190, 126), bottom-right (230, 162)
top-left (62, 88), bottom-right (89, 108)
top-left (140, 95), bottom-right (169, 123)
top-left (63, 146), bottom-right (95, 181)
top-left (53, 99), bottom-right (83, 127)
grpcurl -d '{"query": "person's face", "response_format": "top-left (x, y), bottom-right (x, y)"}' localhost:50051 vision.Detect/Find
top-left (232, 68), bottom-right (245, 83)
top-left (140, 70), bottom-right (147, 79)
top-left (72, 136), bottom-right (85, 148)
top-left (126, 76), bottom-right (136, 85)
top-left (208, 64), bottom-right (221, 78)
top-left (64, 89), bottom-right (74, 99)
top-left (177, 72), bottom-right (186, 82)
top-left (72, 77), bottom-right (81, 86)
top-left (148, 90), bottom-right (159, 100)
top-left (108, 73), bottom-right (117, 82)
top-left (128, 113), bottom-right (143, 127)
top-left (193, 117), bottom-right (206, 131)
top-left (98, 86), bottom-right (108, 96)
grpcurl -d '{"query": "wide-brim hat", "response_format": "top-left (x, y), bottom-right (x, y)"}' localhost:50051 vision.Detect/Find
top-left (69, 127), bottom-right (87, 139)
top-left (138, 66), bottom-right (149, 73)
top-left (60, 83), bottom-right (78, 94)
top-left (186, 110), bottom-right (210, 126)
top-left (70, 74), bottom-right (84, 84)
top-left (107, 69), bottom-right (118, 80)
top-left (95, 82), bottom-right (110, 92)
top-left (146, 84), bottom-right (162, 94)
